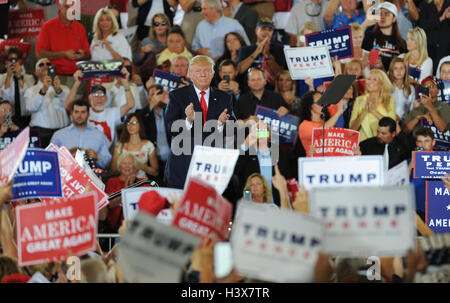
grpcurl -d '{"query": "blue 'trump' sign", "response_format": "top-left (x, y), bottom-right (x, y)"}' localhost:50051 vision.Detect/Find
top-left (305, 26), bottom-right (353, 60)
top-left (414, 151), bottom-right (450, 179)
top-left (426, 181), bottom-right (450, 233)
top-left (152, 68), bottom-right (181, 92)
top-left (255, 105), bottom-right (300, 144)
top-left (11, 149), bottom-right (62, 200)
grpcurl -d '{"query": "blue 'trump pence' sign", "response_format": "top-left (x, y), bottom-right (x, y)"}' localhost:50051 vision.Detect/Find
top-left (11, 149), bottom-right (62, 200)
top-left (152, 68), bottom-right (181, 92)
top-left (254, 105), bottom-right (300, 144)
top-left (426, 181), bottom-right (450, 233)
top-left (414, 151), bottom-right (450, 179)
top-left (305, 26), bottom-right (353, 60)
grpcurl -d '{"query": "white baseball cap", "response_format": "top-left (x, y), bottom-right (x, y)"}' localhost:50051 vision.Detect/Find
top-left (379, 2), bottom-right (398, 18)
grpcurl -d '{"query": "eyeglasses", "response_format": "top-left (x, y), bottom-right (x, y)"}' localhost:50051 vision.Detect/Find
top-left (127, 120), bottom-right (138, 126)
top-left (249, 182), bottom-right (263, 187)
top-left (38, 62), bottom-right (51, 68)
top-left (91, 92), bottom-right (105, 97)
top-left (153, 21), bottom-right (167, 27)
top-left (423, 84), bottom-right (437, 89)
top-left (305, 3), bottom-right (322, 17)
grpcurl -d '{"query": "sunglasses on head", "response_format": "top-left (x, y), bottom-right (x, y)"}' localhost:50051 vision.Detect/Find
top-left (38, 62), bottom-right (51, 67)
top-left (91, 92), bottom-right (105, 97)
top-left (153, 21), bottom-right (167, 27)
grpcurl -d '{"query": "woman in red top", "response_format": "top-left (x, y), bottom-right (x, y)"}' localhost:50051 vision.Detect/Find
top-left (297, 91), bottom-right (345, 157)
top-left (101, 153), bottom-right (146, 233)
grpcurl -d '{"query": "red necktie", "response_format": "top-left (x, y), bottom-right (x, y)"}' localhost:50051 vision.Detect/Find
top-left (199, 90), bottom-right (208, 124)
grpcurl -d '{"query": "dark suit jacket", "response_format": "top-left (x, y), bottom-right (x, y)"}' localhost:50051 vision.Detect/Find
top-left (234, 4), bottom-right (258, 43)
top-left (233, 147), bottom-right (281, 206)
top-left (164, 85), bottom-right (237, 188)
top-left (359, 133), bottom-right (413, 169)
top-left (136, 105), bottom-right (169, 147)
top-left (132, 0), bottom-right (175, 40)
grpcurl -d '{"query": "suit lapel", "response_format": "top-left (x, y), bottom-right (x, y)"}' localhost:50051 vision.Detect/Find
top-left (207, 86), bottom-right (218, 121)
top-left (189, 85), bottom-right (203, 113)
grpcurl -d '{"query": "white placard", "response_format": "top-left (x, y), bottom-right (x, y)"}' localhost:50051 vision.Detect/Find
top-left (384, 160), bottom-right (409, 186)
top-left (184, 146), bottom-right (239, 195)
top-left (231, 202), bottom-right (325, 282)
top-left (122, 25), bottom-right (137, 44)
top-left (27, 272), bottom-right (50, 283)
top-left (298, 155), bottom-right (384, 190)
top-left (309, 186), bottom-right (417, 257)
top-left (284, 46), bottom-right (334, 80)
top-left (118, 212), bottom-right (201, 283)
top-left (122, 187), bottom-right (183, 221)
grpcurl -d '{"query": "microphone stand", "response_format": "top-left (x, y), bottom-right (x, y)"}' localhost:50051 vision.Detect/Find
top-left (321, 104), bottom-right (329, 158)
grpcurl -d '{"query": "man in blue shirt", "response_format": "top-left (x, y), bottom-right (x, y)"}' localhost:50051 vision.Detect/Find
top-left (323, 0), bottom-right (365, 29)
top-left (192, 0), bottom-right (250, 60)
top-left (50, 99), bottom-right (112, 170)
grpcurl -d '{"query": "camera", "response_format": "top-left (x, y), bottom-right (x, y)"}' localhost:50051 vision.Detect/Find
top-left (223, 75), bottom-right (230, 84)
top-left (243, 189), bottom-right (252, 201)
top-left (9, 58), bottom-right (18, 63)
top-left (256, 128), bottom-right (270, 139)
top-left (48, 65), bottom-right (56, 81)
top-left (418, 86), bottom-right (429, 97)
top-left (4, 112), bottom-right (13, 129)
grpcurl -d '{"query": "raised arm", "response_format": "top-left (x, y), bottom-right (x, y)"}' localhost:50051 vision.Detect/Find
top-left (119, 68), bottom-right (135, 118)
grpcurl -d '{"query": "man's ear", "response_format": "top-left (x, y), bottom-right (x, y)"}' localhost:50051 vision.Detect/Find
top-left (432, 140), bottom-right (436, 147)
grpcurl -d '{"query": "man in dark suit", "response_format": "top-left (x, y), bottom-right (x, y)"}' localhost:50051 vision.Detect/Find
top-left (224, 0), bottom-right (259, 43)
top-left (360, 117), bottom-right (413, 170)
top-left (136, 83), bottom-right (171, 185)
top-left (164, 55), bottom-right (237, 189)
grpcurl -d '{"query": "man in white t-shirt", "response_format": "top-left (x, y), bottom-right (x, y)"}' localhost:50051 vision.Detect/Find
top-left (65, 67), bottom-right (135, 146)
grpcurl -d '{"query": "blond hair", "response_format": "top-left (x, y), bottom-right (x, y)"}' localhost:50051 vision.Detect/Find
top-left (300, 21), bottom-right (318, 35)
top-left (93, 8), bottom-right (119, 40)
top-left (188, 55), bottom-right (215, 75)
top-left (350, 22), bottom-right (364, 38)
top-left (388, 57), bottom-right (412, 96)
top-left (275, 70), bottom-right (297, 96)
top-left (149, 13), bottom-right (171, 41)
top-left (367, 69), bottom-right (394, 110)
top-left (403, 27), bottom-right (429, 67)
top-left (244, 174), bottom-right (272, 204)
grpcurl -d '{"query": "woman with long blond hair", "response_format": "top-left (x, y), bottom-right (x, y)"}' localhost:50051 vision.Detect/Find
top-left (388, 57), bottom-right (416, 120)
top-left (275, 70), bottom-right (301, 114)
top-left (243, 173), bottom-right (272, 204)
top-left (90, 8), bottom-right (132, 61)
top-left (398, 27), bottom-right (433, 84)
top-left (349, 69), bottom-right (396, 141)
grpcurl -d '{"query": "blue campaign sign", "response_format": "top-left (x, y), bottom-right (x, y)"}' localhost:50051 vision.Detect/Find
top-left (0, 128), bottom-right (40, 151)
top-left (152, 68), bottom-right (181, 92)
top-left (255, 105), bottom-right (300, 144)
top-left (11, 149), bottom-right (62, 200)
top-left (420, 119), bottom-right (450, 151)
top-left (414, 151), bottom-right (450, 179)
top-left (77, 60), bottom-right (124, 79)
top-left (426, 181), bottom-right (450, 233)
top-left (305, 26), bottom-right (353, 60)
top-left (408, 67), bottom-right (421, 82)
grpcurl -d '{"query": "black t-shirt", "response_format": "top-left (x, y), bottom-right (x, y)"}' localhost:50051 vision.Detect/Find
top-left (234, 89), bottom-right (288, 120)
top-left (362, 30), bottom-right (407, 71)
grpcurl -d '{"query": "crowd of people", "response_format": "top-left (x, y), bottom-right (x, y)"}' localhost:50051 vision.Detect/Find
top-left (0, 0), bottom-right (449, 283)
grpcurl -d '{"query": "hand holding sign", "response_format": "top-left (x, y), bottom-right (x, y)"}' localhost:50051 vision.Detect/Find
top-left (0, 179), bottom-right (13, 207)
top-left (292, 185), bottom-right (309, 214)
top-left (73, 70), bottom-right (84, 84)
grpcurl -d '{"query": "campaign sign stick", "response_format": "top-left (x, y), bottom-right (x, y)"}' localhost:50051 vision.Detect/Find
top-left (77, 60), bottom-right (124, 79)
top-left (421, 119), bottom-right (450, 151)
top-left (305, 26), bottom-right (353, 59)
top-left (255, 105), bottom-right (300, 144)
top-left (152, 68), bottom-right (180, 92)
top-left (414, 151), bottom-right (450, 179)
top-left (122, 187), bottom-right (183, 221)
top-left (284, 46), bottom-right (334, 80)
top-left (184, 146), bottom-right (239, 195)
top-left (309, 186), bottom-right (417, 257)
top-left (16, 192), bottom-right (98, 267)
top-left (0, 128), bottom-right (40, 151)
top-left (426, 181), bottom-right (450, 233)
top-left (118, 212), bottom-right (201, 282)
top-left (311, 127), bottom-right (360, 157)
top-left (231, 202), bottom-right (324, 282)
top-left (298, 155), bottom-right (384, 190)
top-left (8, 8), bottom-right (45, 39)
top-left (0, 127), bottom-right (29, 185)
top-left (11, 149), bottom-right (62, 200)
top-left (174, 178), bottom-right (232, 241)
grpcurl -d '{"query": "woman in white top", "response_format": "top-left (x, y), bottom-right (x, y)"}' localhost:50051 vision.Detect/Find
top-left (90, 8), bottom-right (132, 61)
top-left (388, 57), bottom-right (416, 120)
top-left (398, 27), bottom-right (433, 85)
top-left (111, 113), bottom-right (159, 179)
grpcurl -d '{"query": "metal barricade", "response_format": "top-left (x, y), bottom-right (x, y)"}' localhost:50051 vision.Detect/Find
top-left (97, 233), bottom-right (120, 251)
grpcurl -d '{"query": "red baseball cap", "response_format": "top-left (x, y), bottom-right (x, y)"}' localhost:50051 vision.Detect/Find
top-left (138, 191), bottom-right (169, 216)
